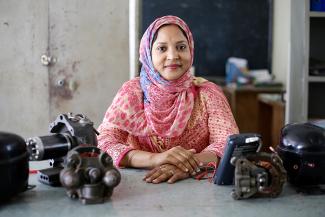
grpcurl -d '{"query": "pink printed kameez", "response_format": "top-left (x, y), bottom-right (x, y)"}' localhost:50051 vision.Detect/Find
top-left (98, 78), bottom-right (238, 166)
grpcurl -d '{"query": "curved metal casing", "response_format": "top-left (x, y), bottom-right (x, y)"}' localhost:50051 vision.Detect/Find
top-left (278, 122), bottom-right (325, 186)
top-left (0, 132), bottom-right (29, 202)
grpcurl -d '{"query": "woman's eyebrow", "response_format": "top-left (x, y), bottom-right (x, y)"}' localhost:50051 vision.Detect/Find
top-left (155, 40), bottom-right (187, 45)
top-left (155, 42), bottom-right (167, 45)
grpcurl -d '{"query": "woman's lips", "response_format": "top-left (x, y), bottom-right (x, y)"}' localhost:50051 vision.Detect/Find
top-left (165, 64), bottom-right (181, 70)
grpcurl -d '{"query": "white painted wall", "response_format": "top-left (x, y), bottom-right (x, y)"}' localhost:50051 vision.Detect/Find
top-left (129, 0), bottom-right (141, 78)
top-left (272, 0), bottom-right (291, 86)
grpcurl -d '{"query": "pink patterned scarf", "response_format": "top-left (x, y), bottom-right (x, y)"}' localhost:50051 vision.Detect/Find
top-left (105, 15), bottom-right (195, 137)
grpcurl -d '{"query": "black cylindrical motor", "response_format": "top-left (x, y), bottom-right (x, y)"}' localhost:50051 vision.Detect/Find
top-left (278, 122), bottom-right (325, 186)
top-left (0, 132), bottom-right (29, 201)
top-left (26, 133), bottom-right (74, 161)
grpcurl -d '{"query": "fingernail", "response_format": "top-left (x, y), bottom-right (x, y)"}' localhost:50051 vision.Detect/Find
top-left (185, 169), bottom-right (189, 172)
top-left (196, 168), bottom-right (201, 172)
top-left (199, 162), bottom-right (204, 166)
top-left (192, 172), bottom-right (196, 176)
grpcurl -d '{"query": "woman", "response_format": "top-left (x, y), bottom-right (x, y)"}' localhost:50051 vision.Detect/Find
top-left (97, 15), bottom-right (238, 184)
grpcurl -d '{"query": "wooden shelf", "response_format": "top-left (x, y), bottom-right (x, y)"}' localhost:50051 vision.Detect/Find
top-left (222, 86), bottom-right (283, 133)
top-left (310, 11), bottom-right (325, 17)
top-left (308, 76), bottom-right (325, 82)
top-left (258, 94), bottom-right (285, 149)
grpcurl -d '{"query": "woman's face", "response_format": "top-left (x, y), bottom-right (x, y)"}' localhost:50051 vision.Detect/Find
top-left (151, 25), bottom-right (191, 81)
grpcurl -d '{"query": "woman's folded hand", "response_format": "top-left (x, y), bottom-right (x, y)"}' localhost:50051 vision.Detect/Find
top-left (150, 146), bottom-right (202, 176)
top-left (143, 164), bottom-right (189, 184)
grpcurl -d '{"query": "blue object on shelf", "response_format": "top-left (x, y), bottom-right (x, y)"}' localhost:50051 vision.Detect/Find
top-left (310, 0), bottom-right (325, 12)
top-left (225, 61), bottom-right (251, 85)
top-left (226, 62), bottom-right (241, 84)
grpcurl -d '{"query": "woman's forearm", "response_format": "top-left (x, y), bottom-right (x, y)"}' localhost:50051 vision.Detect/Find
top-left (119, 150), bottom-right (156, 169)
top-left (194, 151), bottom-right (219, 165)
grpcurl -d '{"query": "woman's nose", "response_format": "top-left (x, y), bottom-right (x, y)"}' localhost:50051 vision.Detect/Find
top-left (167, 48), bottom-right (179, 60)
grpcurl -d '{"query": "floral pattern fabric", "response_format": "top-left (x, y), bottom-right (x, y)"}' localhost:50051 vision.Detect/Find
top-left (97, 78), bottom-right (239, 166)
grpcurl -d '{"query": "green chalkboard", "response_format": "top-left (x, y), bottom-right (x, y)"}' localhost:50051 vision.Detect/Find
top-left (142, 0), bottom-right (273, 77)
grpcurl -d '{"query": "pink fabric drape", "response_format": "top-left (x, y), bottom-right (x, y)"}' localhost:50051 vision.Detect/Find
top-left (104, 16), bottom-right (196, 137)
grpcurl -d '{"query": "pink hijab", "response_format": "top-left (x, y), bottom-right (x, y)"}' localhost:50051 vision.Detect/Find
top-left (105, 15), bottom-right (195, 138)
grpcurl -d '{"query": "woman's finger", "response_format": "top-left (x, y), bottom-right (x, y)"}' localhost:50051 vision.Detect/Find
top-left (171, 150), bottom-right (197, 174)
top-left (143, 166), bottom-right (160, 180)
top-left (170, 147), bottom-right (195, 170)
top-left (167, 170), bottom-right (189, 184)
top-left (188, 148), bottom-right (203, 168)
top-left (170, 153), bottom-right (194, 173)
top-left (152, 171), bottom-right (173, 184)
top-left (177, 150), bottom-right (201, 174)
top-left (160, 151), bottom-right (189, 173)
top-left (186, 156), bottom-right (201, 174)
top-left (144, 167), bottom-right (163, 182)
top-left (180, 148), bottom-right (203, 173)
top-left (188, 148), bottom-right (197, 153)
top-left (145, 171), bottom-right (161, 183)
top-left (145, 166), bottom-right (174, 183)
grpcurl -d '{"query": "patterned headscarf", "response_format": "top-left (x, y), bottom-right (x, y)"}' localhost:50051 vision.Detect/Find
top-left (104, 15), bottom-right (195, 137)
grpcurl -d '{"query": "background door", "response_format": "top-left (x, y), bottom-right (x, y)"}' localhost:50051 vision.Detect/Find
top-left (48, 0), bottom-right (129, 127)
top-left (0, 0), bottom-right (129, 137)
top-left (0, 0), bottom-right (50, 137)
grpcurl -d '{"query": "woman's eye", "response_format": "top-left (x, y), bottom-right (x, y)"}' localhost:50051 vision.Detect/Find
top-left (157, 46), bottom-right (166, 52)
top-left (178, 44), bottom-right (187, 50)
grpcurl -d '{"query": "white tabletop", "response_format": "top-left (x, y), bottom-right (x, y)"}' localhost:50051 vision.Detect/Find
top-left (1, 168), bottom-right (324, 217)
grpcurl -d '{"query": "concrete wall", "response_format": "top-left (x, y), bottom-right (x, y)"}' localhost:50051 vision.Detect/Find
top-left (272, 0), bottom-right (291, 86)
top-left (0, 0), bottom-right (130, 137)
